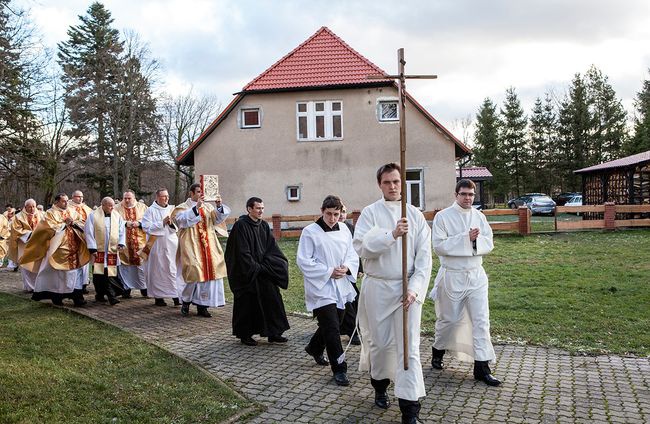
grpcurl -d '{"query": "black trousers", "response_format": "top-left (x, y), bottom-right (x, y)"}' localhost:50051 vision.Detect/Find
top-left (340, 282), bottom-right (359, 337)
top-left (93, 269), bottom-right (123, 300)
top-left (306, 303), bottom-right (347, 374)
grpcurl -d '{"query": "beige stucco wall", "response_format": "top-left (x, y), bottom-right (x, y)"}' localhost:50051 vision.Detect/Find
top-left (193, 87), bottom-right (457, 217)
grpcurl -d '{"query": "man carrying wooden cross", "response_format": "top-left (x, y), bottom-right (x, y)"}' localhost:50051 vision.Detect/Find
top-left (353, 163), bottom-right (432, 424)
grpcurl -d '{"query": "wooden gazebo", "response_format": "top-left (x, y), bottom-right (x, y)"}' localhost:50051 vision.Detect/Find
top-left (574, 150), bottom-right (650, 207)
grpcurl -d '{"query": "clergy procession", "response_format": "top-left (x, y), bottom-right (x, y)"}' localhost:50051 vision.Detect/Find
top-left (2, 164), bottom-right (502, 424)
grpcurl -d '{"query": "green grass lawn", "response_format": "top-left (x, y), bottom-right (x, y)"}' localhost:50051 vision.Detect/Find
top-left (486, 212), bottom-right (583, 232)
top-left (0, 294), bottom-right (255, 424)
top-left (226, 229), bottom-right (650, 356)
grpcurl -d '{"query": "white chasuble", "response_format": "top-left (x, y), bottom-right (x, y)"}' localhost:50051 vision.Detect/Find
top-left (141, 202), bottom-right (180, 299)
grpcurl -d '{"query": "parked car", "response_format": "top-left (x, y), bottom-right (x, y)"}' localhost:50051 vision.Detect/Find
top-left (553, 192), bottom-right (581, 206)
top-left (507, 193), bottom-right (556, 215)
top-left (564, 195), bottom-right (583, 215)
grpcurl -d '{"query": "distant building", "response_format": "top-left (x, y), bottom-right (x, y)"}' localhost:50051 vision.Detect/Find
top-left (456, 166), bottom-right (493, 209)
top-left (177, 27), bottom-right (470, 215)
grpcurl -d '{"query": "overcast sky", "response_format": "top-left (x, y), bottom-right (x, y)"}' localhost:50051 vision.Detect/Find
top-left (15, 0), bottom-right (650, 142)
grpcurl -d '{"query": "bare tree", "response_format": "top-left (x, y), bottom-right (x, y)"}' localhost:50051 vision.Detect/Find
top-left (159, 89), bottom-right (221, 203)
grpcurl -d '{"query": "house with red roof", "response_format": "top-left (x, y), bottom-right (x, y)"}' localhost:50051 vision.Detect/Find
top-left (177, 27), bottom-right (470, 215)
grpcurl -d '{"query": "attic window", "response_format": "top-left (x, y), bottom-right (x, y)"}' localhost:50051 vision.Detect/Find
top-left (296, 101), bottom-right (343, 141)
top-left (241, 108), bottom-right (261, 128)
top-left (378, 100), bottom-right (399, 122)
top-left (287, 185), bottom-right (301, 201)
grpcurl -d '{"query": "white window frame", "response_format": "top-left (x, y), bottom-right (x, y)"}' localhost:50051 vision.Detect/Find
top-left (286, 185), bottom-right (301, 201)
top-left (377, 98), bottom-right (399, 122)
top-left (406, 168), bottom-right (424, 210)
top-left (240, 107), bottom-right (261, 129)
top-left (296, 100), bottom-right (343, 141)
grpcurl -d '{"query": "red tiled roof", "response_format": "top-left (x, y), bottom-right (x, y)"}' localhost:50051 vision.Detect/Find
top-left (456, 166), bottom-right (493, 179)
top-left (574, 150), bottom-right (650, 173)
top-left (243, 26), bottom-right (392, 91)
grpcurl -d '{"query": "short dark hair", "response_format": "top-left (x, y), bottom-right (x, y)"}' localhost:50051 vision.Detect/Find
top-left (155, 188), bottom-right (168, 196)
top-left (376, 163), bottom-right (401, 184)
top-left (246, 197), bottom-right (263, 209)
top-left (189, 183), bottom-right (201, 194)
top-left (321, 195), bottom-right (343, 211)
top-left (455, 179), bottom-right (476, 193)
top-left (54, 193), bottom-right (67, 202)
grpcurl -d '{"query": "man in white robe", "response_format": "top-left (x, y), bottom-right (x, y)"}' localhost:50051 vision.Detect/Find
top-left (8, 199), bottom-right (44, 291)
top-left (353, 163), bottom-right (432, 424)
top-left (297, 195), bottom-right (359, 387)
top-left (115, 190), bottom-right (148, 298)
top-left (85, 197), bottom-right (126, 306)
top-left (69, 190), bottom-right (93, 293)
top-left (173, 184), bottom-right (230, 317)
top-left (429, 179), bottom-right (501, 386)
top-left (141, 188), bottom-right (180, 306)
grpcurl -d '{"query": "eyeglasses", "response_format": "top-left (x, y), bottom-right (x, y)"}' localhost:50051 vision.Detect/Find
top-left (457, 192), bottom-right (475, 197)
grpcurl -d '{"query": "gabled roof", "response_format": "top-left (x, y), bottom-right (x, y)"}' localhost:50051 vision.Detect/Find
top-left (456, 166), bottom-right (493, 179)
top-left (242, 26), bottom-right (392, 92)
top-left (176, 27), bottom-right (471, 166)
top-left (574, 150), bottom-right (650, 174)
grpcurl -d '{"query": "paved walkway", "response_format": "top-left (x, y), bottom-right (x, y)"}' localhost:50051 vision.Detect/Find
top-left (1, 271), bottom-right (649, 423)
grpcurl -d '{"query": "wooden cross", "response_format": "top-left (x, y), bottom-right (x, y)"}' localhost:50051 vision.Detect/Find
top-left (369, 48), bottom-right (437, 370)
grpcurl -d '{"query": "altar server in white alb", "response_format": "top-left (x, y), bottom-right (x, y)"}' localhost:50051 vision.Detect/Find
top-left (429, 179), bottom-right (501, 386)
top-left (141, 188), bottom-right (180, 307)
top-left (297, 195), bottom-right (359, 387)
top-left (173, 183), bottom-right (230, 318)
top-left (353, 163), bottom-right (432, 424)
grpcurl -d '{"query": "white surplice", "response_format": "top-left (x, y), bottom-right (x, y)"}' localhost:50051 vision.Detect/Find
top-left (141, 202), bottom-right (180, 299)
top-left (18, 232), bottom-right (36, 291)
top-left (84, 213), bottom-right (126, 267)
top-left (429, 201), bottom-right (496, 363)
top-left (297, 222), bottom-right (359, 312)
top-left (353, 198), bottom-right (432, 401)
top-left (174, 201), bottom-right (230, 307)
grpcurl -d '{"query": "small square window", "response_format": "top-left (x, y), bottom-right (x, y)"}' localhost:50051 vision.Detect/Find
top-left (241, 108), bottom-right (261, 128)
top-left (287, 185), bottom-right (300, 201)
top-left (378, 101), bottom-right (398, 122)
top-left (298, 103), bottom-right (307, 113)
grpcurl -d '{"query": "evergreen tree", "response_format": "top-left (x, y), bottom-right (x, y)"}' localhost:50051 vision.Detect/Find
top-left (500, 87), bottom-right (528, 196)
top-left (473, 97), bottom-right (506, 202)
top-left (625, 69), bottom-right (650, 155)
top-left (585, 66), bottom-right (627, 162)
top-left (528, 94), bottom-right (557, 194)
top-left (57, 1), bottom-right (123, 194)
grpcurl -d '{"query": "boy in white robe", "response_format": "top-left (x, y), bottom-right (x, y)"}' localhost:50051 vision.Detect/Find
top-left (297, 195), bottom-right (359, 387)
top-left (428, 179), bottom-right (501, 386)
top-left (141, 188), bottom-right (181, 306)
top-left (353, 163), bottom-right (432, 424)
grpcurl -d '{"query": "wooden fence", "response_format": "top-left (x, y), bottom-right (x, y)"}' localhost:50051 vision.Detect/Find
top-left (223, 203), bottom-right (650, 239)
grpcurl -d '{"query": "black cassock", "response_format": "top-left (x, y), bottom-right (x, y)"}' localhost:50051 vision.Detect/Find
top-left (225, 215), bottom-right (290, 339)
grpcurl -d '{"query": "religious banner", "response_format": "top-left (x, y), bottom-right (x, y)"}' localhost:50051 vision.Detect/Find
top-left (200, 174), bottom-right (220, 201)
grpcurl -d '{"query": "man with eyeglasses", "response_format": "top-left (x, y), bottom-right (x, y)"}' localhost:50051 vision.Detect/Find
top-left (428, 179), bottom-right (501, 386)
top-left (69, 190), bottom-right (93, 293)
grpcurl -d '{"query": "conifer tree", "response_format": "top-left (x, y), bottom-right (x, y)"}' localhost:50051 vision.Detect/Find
top-left (625, 69), bottom-right (650, 155)
top-left (528, 94), bottom-right (557, 194)
top-left (500, 87), bottom-right (528, 196)
top-left (473, 97), bottom-right (506, 201)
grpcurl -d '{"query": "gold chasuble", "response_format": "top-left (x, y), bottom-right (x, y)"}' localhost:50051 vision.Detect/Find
top-left (172, 200), bottom-right (227, 283)
top-left (91, 208), bottom-right (121, 277)
top-left (70, 202), bottom-right (93, 223)
top-left (9, 211), bottom-right (44, 273)
top-left (0, 214), bottom-right (9, 258)
top-left (20, 206), bottom-right (90, 270)
top-left (115, 202), bottom-right (147, 266)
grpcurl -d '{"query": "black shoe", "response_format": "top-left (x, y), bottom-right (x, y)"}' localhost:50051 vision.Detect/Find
top-left (108, 297), bottom-right (120, 306)
top-left (305, 345), bottom-right (329, 366)
top-left (140, 289), bottom-right (148, 298)
top-left (181, 302), bottom-right (190, 317)
top-left (73, 298), bottom-right (87, 307)
top-left (197, 306), bottom-right (212, 318)
top-left (334, 371), bottom-right (350, 386)
top-left (172, 297), bottom-right (181, 306)
top-left (154, 298), bottom-right (167, 306)
top-left (398, 398), bottom-right (421, 424)
top-left (431, 347), bottom-right (445, 370)
top-left (474, 360), bottom-right (502, 386)
top-left (350, 333), bottom-right (361, 345)
top-left (122, 289), bottom-right (132, 299)
top-left (374, 391), bottom-right (390, 409)
top-left (268, 335), bottom-right (288, 343)
top-left (95, 295), bottom-right (107, 303)
top-left (82, 285), bottom-right (89, 294)
top-left (52, 298), bottom-right (64, 306)
top-left (240, 337), bottom-right (258, 346)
